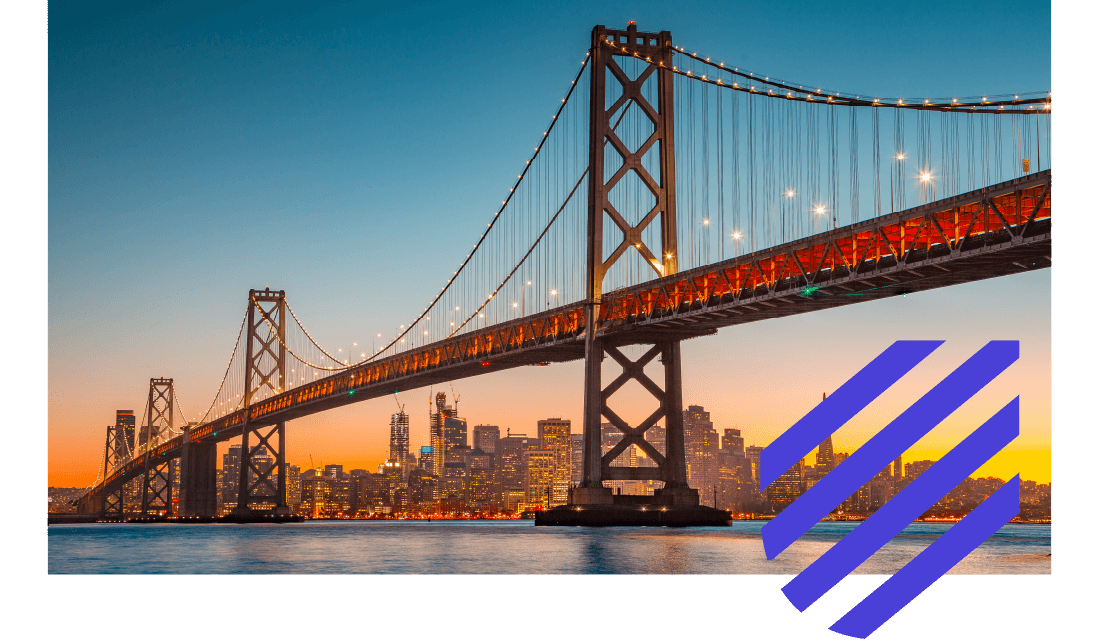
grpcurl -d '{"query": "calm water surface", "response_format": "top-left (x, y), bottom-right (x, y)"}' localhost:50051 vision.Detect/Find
top-left (48, 520), bottom-right (1050, 574)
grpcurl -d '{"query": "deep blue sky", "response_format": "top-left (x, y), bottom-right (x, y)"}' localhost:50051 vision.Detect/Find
top-left (48, 1), bottom-right (1051, 484)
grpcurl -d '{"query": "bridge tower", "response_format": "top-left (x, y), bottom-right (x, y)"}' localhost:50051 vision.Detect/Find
top-left (139, 377), bottom-right (175, 517)
top-left (572, 23), bottom-right (702, 510)
top-left (232, 288), bottom-right (291, 516)
top-left (100, 422), bottom-right (125, 519)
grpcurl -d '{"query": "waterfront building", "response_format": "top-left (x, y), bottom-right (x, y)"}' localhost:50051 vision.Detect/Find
top-left (502, 488), bottom-right (525, 513)
top-left (285, 464), bottom-right (301, 511)
top-left (468, 466), bottom-right (496, 506)
top-left (407, 469), bottom-right (438, 507)
top-left (300, 476), bottom-right (334, 517)
top-left (523, 449), bottom-right (556, 508)
top-left (442, 462), bottom-right (468, 501)
top-left (684, 405), bottom-right (720, 498)
top-left (355, 473), bottom-right (391, 514)
top-left (332, 476), bottom-right (353, 514)
top-left (497, 432), bottom-right (531, 503)
top-left (537, 418), bottom-right (571, 506)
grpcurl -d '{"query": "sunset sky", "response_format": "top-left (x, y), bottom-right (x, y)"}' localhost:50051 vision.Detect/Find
top-left (48, 0), bottom-right (1051, 487)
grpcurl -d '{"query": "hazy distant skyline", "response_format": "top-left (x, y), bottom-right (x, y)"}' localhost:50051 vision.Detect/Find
top-left (48, 1), bottom-right (1051, 487)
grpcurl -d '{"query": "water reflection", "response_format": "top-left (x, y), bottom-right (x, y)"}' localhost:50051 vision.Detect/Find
top-left (48, 521), bottom-right (1051, 575)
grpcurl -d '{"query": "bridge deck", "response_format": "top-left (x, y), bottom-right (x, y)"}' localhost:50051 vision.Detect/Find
top-left (89, 171), bottom-right (1050, 499)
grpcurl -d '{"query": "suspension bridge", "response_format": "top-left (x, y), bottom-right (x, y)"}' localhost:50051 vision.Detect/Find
top-left (76, 24), bottom-right (1051, 523)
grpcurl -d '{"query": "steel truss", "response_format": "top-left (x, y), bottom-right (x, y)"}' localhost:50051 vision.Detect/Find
top-left (579, 24), bottom-right (692, 499)
top-left (140, 378), bottom-right (175, 516)
top-left (234, 288), bottom-right (289, 515)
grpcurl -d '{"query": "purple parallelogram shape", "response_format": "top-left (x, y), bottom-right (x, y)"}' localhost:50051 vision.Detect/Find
top-left (781, 397), bottom-right (1019, 611)
top-left (762, 340), bottom-right (1018, 560)
top-left (829, 476), bottom-right (1020, 638)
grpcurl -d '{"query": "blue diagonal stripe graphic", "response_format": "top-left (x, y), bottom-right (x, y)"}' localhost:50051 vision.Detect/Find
top-left (782, 397), bottom-right (1019, 611)
top-left (762, 340), bottom-right (1018, 559)
top-left (761, 340), bottom-right (943, 488)
top-left (829, 476), bottom-right (1021, 639)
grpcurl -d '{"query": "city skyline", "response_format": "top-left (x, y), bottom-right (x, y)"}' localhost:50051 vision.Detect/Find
top-left (47, 1), bottom-right (1050, 489)
top-left (51, 398), bottom-right (1049, 521)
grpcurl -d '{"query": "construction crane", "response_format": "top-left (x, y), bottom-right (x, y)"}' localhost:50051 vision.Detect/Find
top-left (449, 381), bottom-right (461, 411)
top-left (393, 391), bottom-right (404, 414)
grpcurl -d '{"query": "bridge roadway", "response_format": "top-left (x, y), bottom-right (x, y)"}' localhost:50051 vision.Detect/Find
top-left (92, 171), bottom-right (1051, 498)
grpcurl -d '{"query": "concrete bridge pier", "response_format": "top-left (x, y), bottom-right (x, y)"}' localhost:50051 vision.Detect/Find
top-left (179, 439), bottom-right (218, 518)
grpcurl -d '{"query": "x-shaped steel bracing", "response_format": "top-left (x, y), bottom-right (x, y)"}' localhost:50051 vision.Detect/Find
top-left (600, 60), bottom-right (667, 280)
top-left (600, 344), bottom-right (668, 471)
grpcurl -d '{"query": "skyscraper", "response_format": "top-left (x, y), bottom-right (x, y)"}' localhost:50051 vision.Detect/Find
top-left (719, 428), bottom-right (753, 511)
top-left (285, 464), bottom-right (301, 510)
top-left (428, 392), bottom-right (458, 480)
top-left (497, 431), bottom-right (531, 504)
top-left (444, 416), bottom-right (468, 452)
top-left (473, 425), bottom-right (500, 456)
top-left (815, 393), bottom-right (836, 478)
top-left (389, 410), bottom-right (410, 474)
top-left (537, 418), bottom-right (571, 507)
top-left (684, 405), bottom-right (719, 497)
top-left (570, 433), bottom-right (584, 484)
top-left (419, 446), bottom-right (435, 471)
top-left (221, 444), bottom-right (241, 508)
top-left (722, 428), bottom-right (744, 455)
top-left (745, 445), bottom-right (764, 499)
top-left (114, 410), bottom-right (136, 462)
top-left (523, 449), bottom-right (555, 508)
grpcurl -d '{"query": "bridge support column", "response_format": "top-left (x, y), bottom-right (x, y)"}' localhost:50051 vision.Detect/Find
top-left (575, 333), bottom-right (697, 503)
top-left (233, 288), bottom-right (289, 517)
top-left (179, 435), bottom-right (218, 518)
top-left (540, 23), bottom-right (725, 525)
top-left (139, 378), bottom-right (175, 518)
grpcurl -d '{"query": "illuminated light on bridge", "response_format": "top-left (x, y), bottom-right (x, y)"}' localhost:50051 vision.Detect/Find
top-left (77, 23), bottom-right (1051, 524)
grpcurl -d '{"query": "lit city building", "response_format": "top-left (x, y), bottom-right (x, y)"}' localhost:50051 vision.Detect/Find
top-left (497, 431), bottom-right (532, 506)
top-left (768, 460), bottom-right (804, 512)
top-left (570, 433), bottom-right (584, 484)
top-left (285, 464), bottom-right (301, 512)
top-left (114, 409), bottom-right (136, 463)
top-left (684, 405), bottom-right (719, 499)
top-left (473, 424), bottom-right (500, 456)
top-left (523, 449), bottom-right (555, 508)
top-left (389, 410), bottom-right (410, 476)
top-left (537, 418), bottom-right (571, 506)
top-left (221, 444), bottom-right (241, 508)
